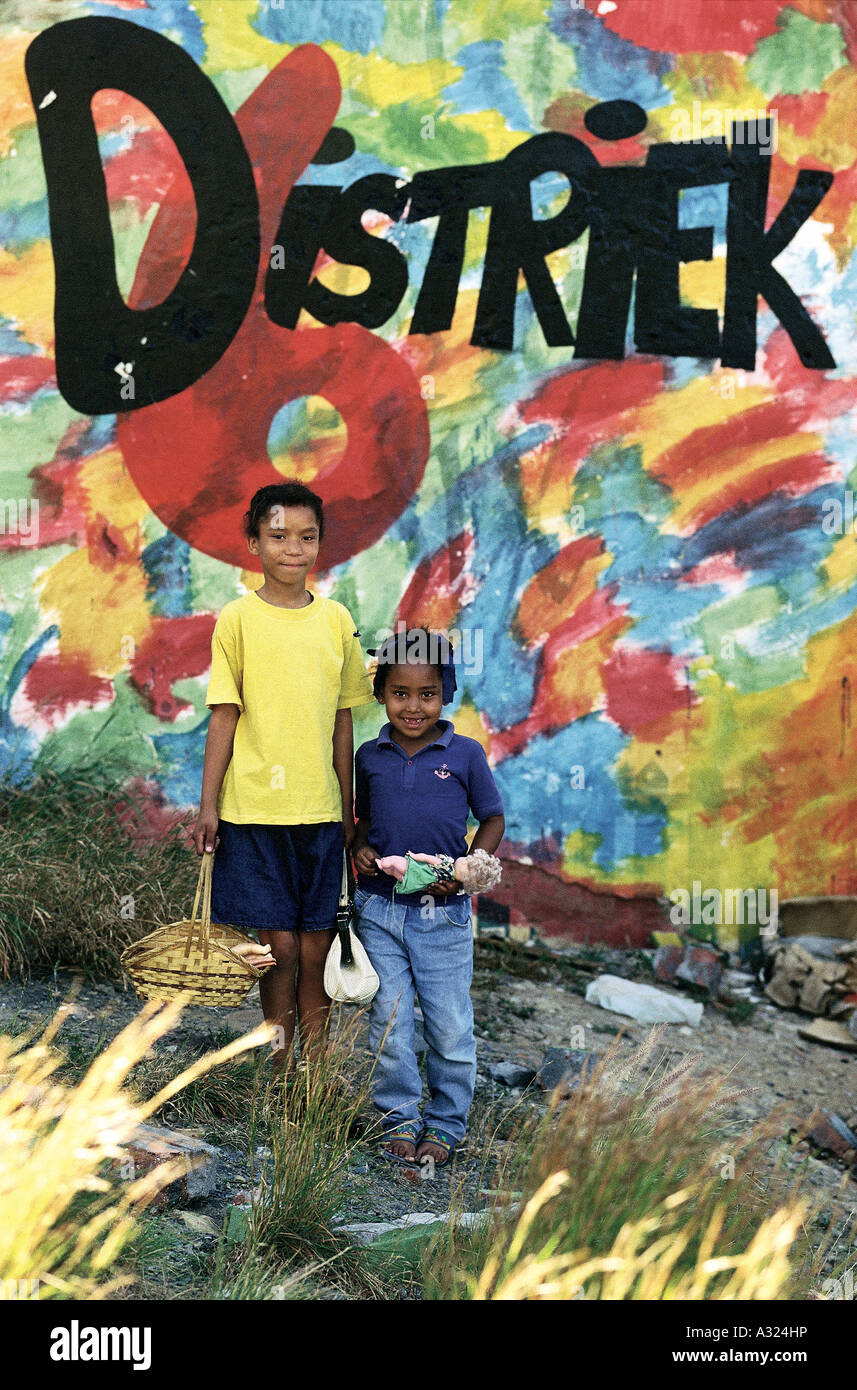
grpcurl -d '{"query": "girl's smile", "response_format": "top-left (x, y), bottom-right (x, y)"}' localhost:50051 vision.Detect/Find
top-left (381, 663), bottom-right (443, 750)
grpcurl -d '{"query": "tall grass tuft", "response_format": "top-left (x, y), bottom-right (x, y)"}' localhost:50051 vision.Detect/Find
top-left (0, 770), bottom-right (192, 978)
top-left (425, 1028), bottom-right (816, 1300)
top-left (212, 1009), bottom-right (389, 1299)
top-left (0, 993), bottom-right (271, 1298)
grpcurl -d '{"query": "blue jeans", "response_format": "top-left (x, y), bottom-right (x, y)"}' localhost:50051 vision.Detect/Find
top-left (353, 885), bottom-right (476, 1144)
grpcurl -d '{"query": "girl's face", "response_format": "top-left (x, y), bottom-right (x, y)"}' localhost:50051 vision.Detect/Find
top-left (247, 505), bottom-right (320, 582)
top-left (382, 663), bottom-right (443, 740)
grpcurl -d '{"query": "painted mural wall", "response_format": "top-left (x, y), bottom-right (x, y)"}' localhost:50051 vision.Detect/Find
top-left (1, 0), bottom-right (856, 946)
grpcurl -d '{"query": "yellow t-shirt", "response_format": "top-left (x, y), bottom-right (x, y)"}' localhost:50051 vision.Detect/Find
top-left (205, 592), bottom-right (374, 825)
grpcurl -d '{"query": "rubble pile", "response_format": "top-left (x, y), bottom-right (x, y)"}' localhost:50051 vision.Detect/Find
top-left (764, 938), bottom-right (857, 1025)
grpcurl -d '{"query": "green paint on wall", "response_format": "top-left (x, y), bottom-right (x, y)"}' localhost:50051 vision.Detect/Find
top-left (342, 101), bottom-right (492, 172)
top-left (331, 538), bottom-right (412, 640)
top-left (437, 0), bottom-right (555, 50)
top-left (504, 25), bottom-right (578, 129)
top-left (0, 394), bottom-right (78, 494)
top-left (209, 66), bottom-right (270, 110)
top-left (33, 673), bottom-right (167, 778)
top-left (188, 551), bottom-right (243, 614)
top-left (110, 202), bottom-right (159, 303)
top-left (746, 9), bottom-right (846, 96)
top-left (574, 443), bottom-right (673, 528)
top-left (380, 0), bottom-right (446, 61)
top-left (0, 126), bottom-right (48, 213)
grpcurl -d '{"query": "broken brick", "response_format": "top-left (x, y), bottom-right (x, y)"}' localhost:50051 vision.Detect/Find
top-left (675, 945), bottom-right (723, 996)
top-left (114, 1122), bottom-right (220, 1209)
top-left (804, 1109), bottom-right (857, 1163)
top-left (653, 945), bottom-right (684, 984)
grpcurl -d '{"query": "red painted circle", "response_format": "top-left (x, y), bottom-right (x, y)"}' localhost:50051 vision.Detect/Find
top-left (117, 45), bottom-right (429, 572)
top-left (118, 316), bottom-right (429, 570)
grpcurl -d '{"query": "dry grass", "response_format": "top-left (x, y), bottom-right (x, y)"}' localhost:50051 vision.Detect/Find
top-left (0, 772), bottom-right (193, 978)
top-left (0, 989), bottom-right (271, 1298)
top-left (125, 1031), bottom-right (263, 1130)
top-left (425, 1027), bottom-right (824, 1300)
top-left (2, 997), bottom-right (842, 1302)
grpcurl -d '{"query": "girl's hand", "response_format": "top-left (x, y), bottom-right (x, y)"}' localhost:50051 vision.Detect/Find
top-left (193, 809), bottom-right (220, 855)
top-left (424, 878), bottom-right (460, 896)
top-left (353, 842), bottom-right (381, 875)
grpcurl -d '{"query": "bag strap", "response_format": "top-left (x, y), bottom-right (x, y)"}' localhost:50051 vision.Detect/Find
top-left (336, 850), bottom-right (355, 966)
top-left (185, 851), bottom-right (212, 958)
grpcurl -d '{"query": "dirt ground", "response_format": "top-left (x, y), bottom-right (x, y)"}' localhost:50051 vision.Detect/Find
top-left (1, 935), bottom-right (854, 1296)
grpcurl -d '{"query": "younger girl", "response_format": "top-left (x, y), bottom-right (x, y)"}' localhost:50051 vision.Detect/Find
top-left (352, 629), bottom-right (505, 1168)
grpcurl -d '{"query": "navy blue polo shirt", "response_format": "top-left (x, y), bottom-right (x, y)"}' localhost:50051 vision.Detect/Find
top-left (354, 720), bottom-right (504, 900)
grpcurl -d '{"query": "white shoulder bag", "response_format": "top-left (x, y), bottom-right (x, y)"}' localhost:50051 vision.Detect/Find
top-left (324, 854), bottom-right (379, 1005)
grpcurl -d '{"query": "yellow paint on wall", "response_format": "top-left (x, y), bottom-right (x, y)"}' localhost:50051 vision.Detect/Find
top-left (780, 66), bottom-right (857, 171)
top-left (37, 549), bottom-right (150, 678)
top-left (662, 430), bottom-right (824, 535)
top-left (459, 208), bottom-right (491, 286)
top-left (560, 662), bottom-right (787, 926)
top-left (655, 54), bottom-right (770, 140)
top-left (615, 724), bottom-right (691, 799)
top-left (679, 255), bottom-right (726, 310)
top-left (0, 241), bottom-right (55, 352)
top-left (452, 110), bottom-right (526, 163)
top-left (842, 200), bottom-right (857, 268)
top-left (314, 260), bottom-right (371, 296)
top-left (450, 696), bottom-right (492, 753)
top-left (518, 438), bottom-right (582, 536)
top-left (646, 674), bottom-right (785, 872)
top-left (629, 377), bottom-right (771, 476)
top-left (79, 448), bottom-right (150, 537)
top-left (0, 30), bottom-right (37, 158)
top-left (331, 48), bottom-right (463, 114)
top-left (820, 530), bottom-right (857, 593)
top-left (545, 624), bottom-right (625, 724)
top-left (34, 448), bottom-right (153, 675)
top-left (423, 289), bottom-right (490, 408)
top-left (192, 1), bottom-right (287, 73)
top-left (561, 827), bottom-right (606, 881)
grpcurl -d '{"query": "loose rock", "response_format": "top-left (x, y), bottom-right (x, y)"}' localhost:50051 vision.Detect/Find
top-left (487, 1061), bottom-right (537, 1088)
top-left (537, 1047), bottom-right (601, 1092)
top-left (118, 1122), bottom-right (221, 1209)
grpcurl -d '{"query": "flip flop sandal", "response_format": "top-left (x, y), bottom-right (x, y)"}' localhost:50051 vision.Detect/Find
top-left (379, 1120), bottom-right (423, 1167)
top-left (417, 1127), bottom-right (456, 1168)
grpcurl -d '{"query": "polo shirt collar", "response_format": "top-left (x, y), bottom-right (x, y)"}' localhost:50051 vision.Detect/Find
top-left (377, 719), bottom-right (454, 750)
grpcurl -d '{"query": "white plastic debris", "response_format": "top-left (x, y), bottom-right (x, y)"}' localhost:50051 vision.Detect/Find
top-left (335, 1210), bottom-right (487, 1246)
top-left (585, 973), bottom-right (704, 1027)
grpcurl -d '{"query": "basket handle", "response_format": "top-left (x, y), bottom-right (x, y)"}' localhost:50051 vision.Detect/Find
top-left (185, 851), bottom-right (213, 958)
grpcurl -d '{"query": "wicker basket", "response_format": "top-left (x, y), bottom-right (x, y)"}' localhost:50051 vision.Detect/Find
top-left (121, 851), bottom-right (273, 1006)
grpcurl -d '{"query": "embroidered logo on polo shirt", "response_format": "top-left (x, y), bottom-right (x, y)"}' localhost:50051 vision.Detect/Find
top-left (434, 764), bottom-right (451, 779)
